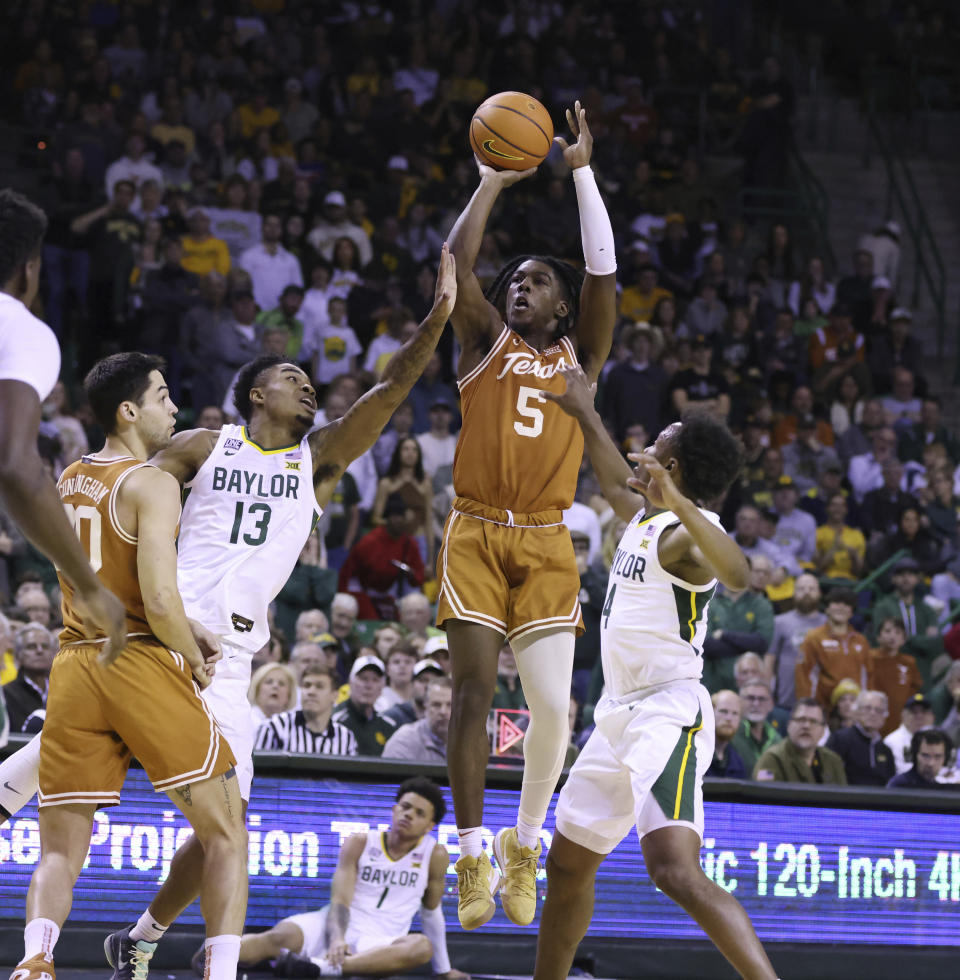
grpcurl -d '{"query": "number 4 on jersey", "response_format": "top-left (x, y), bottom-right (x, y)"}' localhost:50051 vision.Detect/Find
top-left (602, 583), bottom-right (617, 629)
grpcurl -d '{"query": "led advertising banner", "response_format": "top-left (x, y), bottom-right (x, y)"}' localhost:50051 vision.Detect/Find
top-left (1, 769), bottom-right (959, 945)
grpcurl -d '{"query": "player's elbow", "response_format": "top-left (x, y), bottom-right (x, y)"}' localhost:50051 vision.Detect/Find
top-left (142, 587), bottom-right (179, 625)
top-left (718, 558), bottom-right (750, 592)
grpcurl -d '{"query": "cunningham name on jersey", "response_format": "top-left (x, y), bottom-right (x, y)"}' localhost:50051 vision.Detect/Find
top-left (600, 507), bottom-right (722, 698)
top-left (176, 424), bottom-right (320, 653)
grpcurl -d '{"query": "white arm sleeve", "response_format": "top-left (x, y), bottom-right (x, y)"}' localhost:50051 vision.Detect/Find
top-left (419, 902), bottom-right (451, 975)
top-left (572, 166), bottom-right (617, 276)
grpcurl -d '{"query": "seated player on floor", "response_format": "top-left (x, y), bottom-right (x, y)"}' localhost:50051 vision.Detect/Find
top-left (225, 777), bottom-right (468, 979)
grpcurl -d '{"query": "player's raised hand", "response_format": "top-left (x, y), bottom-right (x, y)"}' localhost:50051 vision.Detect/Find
top-left (627, 452), bottom-right (685, 511)
top-left (554, 100), bottom-right (593, 170)
top-left (542, 365), bottom-right (598, 421)
top-left (474, 154), bottom-right (537, 186)
top-left (432, 243), bottom-right (458, 320)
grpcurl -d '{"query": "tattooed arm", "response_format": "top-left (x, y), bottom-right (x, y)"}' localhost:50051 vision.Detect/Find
top-left (324, 833), bottom-right (365, 968)
top-left (309, 244), bottom-right (456, 509)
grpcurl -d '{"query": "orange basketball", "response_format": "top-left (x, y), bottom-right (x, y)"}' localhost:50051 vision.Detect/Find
top-left (469, 91), bottom-right (554, 171)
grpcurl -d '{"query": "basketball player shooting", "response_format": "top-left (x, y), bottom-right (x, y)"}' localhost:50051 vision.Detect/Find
top-left (533, 366), bottom-right (779, 980)
top-left (438, 101), bottom-right (617, 930)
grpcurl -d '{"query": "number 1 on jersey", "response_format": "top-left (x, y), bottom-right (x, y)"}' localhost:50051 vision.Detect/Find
top-left (602, 583), bottom-right (617, 629)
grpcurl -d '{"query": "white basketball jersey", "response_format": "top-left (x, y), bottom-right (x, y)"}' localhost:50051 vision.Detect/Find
top-left (177, 424), bottom-right (320, 653)
top-left (600, 507), bottom-right (721, 698)
top-left (350, 829), bottom-right (435, 939)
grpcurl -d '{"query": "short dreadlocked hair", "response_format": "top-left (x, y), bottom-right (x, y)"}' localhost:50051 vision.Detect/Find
top-left (485, 255), bottom-right (584, 338)
top-left (232, 354), bottom-right (287, 423)
top-left (0, 188), bottom-right (47, 287)
top-left (671, 410), bottom-right (744, 505)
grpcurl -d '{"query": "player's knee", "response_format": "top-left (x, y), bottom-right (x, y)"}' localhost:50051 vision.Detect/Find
top-left (407, 934), bottom-right (433, 966)
top-left (647, 860), bottom-right (701, 901)
top-left (545, 844), bottom-right (586, 884)
top-left (195, 813), bottom-right (247, 857)
top-left (451, 680), bottom-right (495, 720)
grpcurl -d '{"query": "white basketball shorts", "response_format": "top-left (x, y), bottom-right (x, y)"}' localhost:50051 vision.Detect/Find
top-left (556, 680), bottom-right (715, 854)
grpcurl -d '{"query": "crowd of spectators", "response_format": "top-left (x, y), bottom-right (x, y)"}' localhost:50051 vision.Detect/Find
top-left (1, 1), bottom-right (960, 791)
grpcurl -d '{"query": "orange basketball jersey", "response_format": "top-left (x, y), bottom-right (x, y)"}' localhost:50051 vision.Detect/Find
top-left (453, 326), bottom-right (584, 513)
top-left (57, 455), bottom-right (155, 644)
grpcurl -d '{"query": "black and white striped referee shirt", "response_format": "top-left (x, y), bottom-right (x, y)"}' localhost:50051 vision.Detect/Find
top-left (254, 710), bottom-right (359, 755)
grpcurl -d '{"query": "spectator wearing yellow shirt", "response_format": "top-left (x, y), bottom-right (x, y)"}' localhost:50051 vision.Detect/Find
top-left (150, 96), bottom-right (196, 155)
top-left (620, 263), bottom-right (673, 323)
top-left (814, 492), bottom-right (866, 581)
top-left (237, 89), bottom-right (280, 140)
top-left (180, 208), bottom-right (231, 278)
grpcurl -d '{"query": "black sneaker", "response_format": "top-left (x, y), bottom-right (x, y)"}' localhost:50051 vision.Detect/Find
top-left (273, 952), bottom-right (320, 979)
top-left (104, 926), bottom-right (158, 980)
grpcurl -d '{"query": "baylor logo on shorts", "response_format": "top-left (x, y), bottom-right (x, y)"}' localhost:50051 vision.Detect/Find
top-left (231, 613), bottom-right (255, 633)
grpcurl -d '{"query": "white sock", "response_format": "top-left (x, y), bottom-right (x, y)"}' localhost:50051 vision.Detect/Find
top-left (130, 910), bottom-right (168, 944)
top-left (24, 918), bottom-right (59, 961)
top-left (204, 935), bottom-right (241, 980)
top-left (516, 814), bottom-right (542, 851)
top-left (512, 628), bottom-right (575, 842)
top-left (457, 826), bottom-right (484, 859)
top-left (0, 733), bottom-right (42, 821)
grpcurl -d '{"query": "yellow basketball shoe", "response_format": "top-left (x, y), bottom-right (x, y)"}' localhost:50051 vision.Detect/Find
top-left (455, 851), bottom-right (501, 930)
top-left (493, 826), bottom-right (541, 926)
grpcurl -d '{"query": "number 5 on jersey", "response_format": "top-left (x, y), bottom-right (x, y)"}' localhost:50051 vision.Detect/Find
top-left (515, 385), bottom-right (546, 438)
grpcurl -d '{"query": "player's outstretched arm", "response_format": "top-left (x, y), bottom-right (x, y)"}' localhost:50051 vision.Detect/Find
top-left (309, 245), bottom-right (456, 507)
top-left (447, 157), bottom-right (535, 362)
top-left (629, 454), bottom-right (750, 590)
top-left (325, 833), bottom-right (365, 969)
top-left (421, 845), bottom-right (469, 979)
top-left (543, 366), bottom-right (639, 525)
top-left (127, 466), bottom-right (217, 684)
top-left (150, 428), bottom-right (219, 485)
top-left (555, 102), bottom-right (617, 381)
top-left (0, 379), bottom-right (126, 657)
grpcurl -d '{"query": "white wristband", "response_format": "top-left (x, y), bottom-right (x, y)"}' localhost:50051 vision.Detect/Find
top-left (420, 903), bottom-right (451, 975)
top-left (573, 165), bottom-right (617, 276)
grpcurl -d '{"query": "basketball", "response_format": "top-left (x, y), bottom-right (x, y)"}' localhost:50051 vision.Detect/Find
top-left (469, 91), bottom-right (554, 171)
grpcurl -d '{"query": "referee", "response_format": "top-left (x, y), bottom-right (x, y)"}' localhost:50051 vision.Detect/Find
top-left (254, 665), bottom-right (357, 755)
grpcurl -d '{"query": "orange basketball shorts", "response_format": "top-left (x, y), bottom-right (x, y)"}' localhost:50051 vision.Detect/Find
top-left (39, 637), bottom-right (235, 808)
top-left (436, 496), bottom-right (584, 642)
